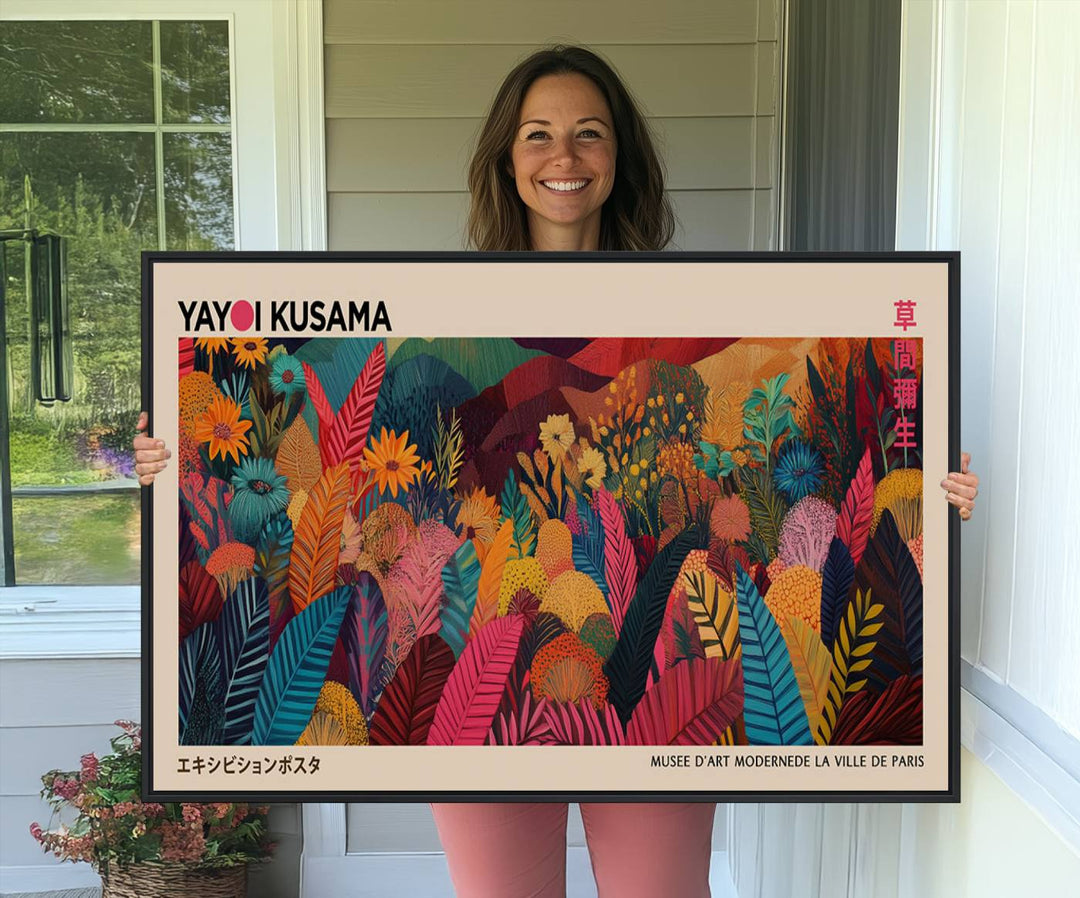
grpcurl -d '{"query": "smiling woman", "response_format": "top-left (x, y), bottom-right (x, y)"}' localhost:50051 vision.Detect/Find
top-left (466, 45), bottom-right (674, 252)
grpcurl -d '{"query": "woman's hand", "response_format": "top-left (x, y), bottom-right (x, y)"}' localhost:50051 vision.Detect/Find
top-left (133, 411), bottom-right (171, 486)
top-left (941, 451), bottom-right (978, 521)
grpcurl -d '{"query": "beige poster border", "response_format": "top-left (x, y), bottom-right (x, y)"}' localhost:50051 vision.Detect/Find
top-left (147, 255), bottom-right (956, 798)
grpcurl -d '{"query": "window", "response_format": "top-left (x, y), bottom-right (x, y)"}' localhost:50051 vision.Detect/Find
top-left (0, 19), bottom-right (235, 585)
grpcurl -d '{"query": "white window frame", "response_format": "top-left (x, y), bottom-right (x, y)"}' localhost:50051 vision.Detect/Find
top-left (0, 0), bottom-right (326, 659)
top-left (896, 0), bottom-right (1080, 853)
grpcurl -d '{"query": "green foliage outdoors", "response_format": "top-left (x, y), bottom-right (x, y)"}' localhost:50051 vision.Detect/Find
top-left (1, 20), bottom-right (233, 581)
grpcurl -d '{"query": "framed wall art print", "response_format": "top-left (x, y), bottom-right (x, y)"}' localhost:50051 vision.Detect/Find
top-left (142, 252), bottom-right (960, 803)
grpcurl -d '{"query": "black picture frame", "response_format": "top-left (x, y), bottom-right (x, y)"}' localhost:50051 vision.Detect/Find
top-left (142, 250), bottom-right (960, 804)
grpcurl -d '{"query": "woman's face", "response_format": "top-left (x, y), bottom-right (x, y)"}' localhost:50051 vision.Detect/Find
top-left (509, 73), bottom-right (617, 247)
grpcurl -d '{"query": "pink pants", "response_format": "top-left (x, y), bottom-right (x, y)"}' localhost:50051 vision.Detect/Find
top-left (430, 802), bottom-right (716, 898)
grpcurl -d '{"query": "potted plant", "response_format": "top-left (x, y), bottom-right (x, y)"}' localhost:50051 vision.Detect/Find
top-left (30, 720), bottom-right (274, 898)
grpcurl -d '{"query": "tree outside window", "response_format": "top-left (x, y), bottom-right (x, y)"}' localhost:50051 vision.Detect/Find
top-left (0, 19), bottom-right (235, 584)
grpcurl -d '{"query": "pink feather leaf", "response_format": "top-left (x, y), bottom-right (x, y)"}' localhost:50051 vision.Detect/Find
top-left (625, 657), bottom-right (744, 746)
top-left (427, 615), bottom-right (525, 745)
top-left (595, 488), bottom-right (637, 638)
top-left (836, 448), bottom-right (875, 567)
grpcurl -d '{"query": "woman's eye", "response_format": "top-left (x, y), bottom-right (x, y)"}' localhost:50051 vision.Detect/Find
top-left (525, 130), bottom-right (549, 140)
top-left (579, 129), bottom-right (602, 138)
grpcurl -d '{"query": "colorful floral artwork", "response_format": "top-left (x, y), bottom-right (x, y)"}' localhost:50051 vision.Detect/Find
top-left (176, 335), bottom-right (924, 748)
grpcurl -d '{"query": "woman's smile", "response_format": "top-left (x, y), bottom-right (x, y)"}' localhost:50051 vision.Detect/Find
top-left (509, 72), bottom-right (617, 249)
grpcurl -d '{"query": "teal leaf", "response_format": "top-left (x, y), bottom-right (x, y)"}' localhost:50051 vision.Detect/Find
top-left (735, 564), bottom-right (813, 745)
top-left (252, 585), bottom-right (352, 745)
top-left (694, 442), bottom-right (720, 479)
top-left (500, 468), bottom-right (535, 558)
top-left (572, 494), bottom-right (608, 598)
top-left (440, 539), bottom-right (481, 659)
top-left (179, 622), bottom-right (214, 738)
top-left (182, 626), bottom-right (224, 745)
top-left (215, 577), bottom-right (270, 745)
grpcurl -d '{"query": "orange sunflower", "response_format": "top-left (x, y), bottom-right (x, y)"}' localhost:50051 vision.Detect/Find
top-left (193, 396), bottom-right (252, 463)
top-left (230, 337), bottom-right (269, 369)
top-left (194, 337), bottom-right (230, 354)
top-left (363, 428), bottom-right (421, 498)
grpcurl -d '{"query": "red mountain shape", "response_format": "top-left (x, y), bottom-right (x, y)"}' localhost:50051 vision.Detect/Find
top-left (567, 337), bottom-right (738, 378)
top-left (498, 354), bottom-right (610, 411)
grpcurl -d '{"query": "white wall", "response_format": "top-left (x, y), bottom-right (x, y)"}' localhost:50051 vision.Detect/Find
top-left (729, 1), bottom-right (1080, 894)
top-left (323, 0), bottom-right (782, 251)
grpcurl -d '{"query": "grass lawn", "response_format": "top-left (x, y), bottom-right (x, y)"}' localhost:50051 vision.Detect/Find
top-left (13, 492), bottom-right (140, 585)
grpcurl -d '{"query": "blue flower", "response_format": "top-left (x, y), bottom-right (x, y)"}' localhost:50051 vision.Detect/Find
top-left (228, 457), bottom-right (289, 543)
top-left (773, 440), bottom-right (825, 503)
top-left (269, 353), bottom-right (305, 399)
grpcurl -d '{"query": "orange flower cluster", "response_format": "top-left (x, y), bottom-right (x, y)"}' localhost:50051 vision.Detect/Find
top-left (711, 494), bottom-right (752, 542)
top-left (179, 371), bottom-right (223, 437)
top-left (657, 442), bottom-right (696, 484)
top-left (498, 558), bottom-right (550, 616)
top-left (540, 570), bottom-right (609, 631)
top-left (205, 541), bottom-right (255, 596)
top-left (297, 681), bottom-right (368, 746)
top-left (680, 549), bottom-right (709, 581)
top-left (645, 389), bottom-right (696, 442)
top-left (536, 518), bottom-right (574, 579)
top-left (872, 468), bottom-right (923, 540)
top-left (763, 565), bottom-right (822, 636)
top-left (907, 533), bottom-right (924, 579)
top-left (589, 366), bottom-right (646, 478)
top-left (530, 632), bottom-right (610, 709)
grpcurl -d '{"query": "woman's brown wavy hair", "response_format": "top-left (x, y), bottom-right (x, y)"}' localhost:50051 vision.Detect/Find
top-left (466, 46), bottom-right (675, 251)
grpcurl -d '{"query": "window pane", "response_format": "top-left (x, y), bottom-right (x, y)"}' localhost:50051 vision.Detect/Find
top-left (0, 21), bottom-right (154, 124)
top-left (2, 132), bottom-right (152, 583)
top-left (2, 133), bottom-right (155, 472)
top-left (160, 20), bottom-right (232, 124)
top-left (12, 493), bottom-right (140, 585)
top-left (164, 133), bottom-right (235, 250)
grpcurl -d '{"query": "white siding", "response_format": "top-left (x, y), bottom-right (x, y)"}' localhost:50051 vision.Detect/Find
top-left (897, 0), bottom-right (1080, 737)
top-left (324, 0), bottom-right (782, 251)
top-left (0, 659), bottom-right (141, 872)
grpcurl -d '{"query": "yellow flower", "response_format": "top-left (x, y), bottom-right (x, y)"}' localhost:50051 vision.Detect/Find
top-left (230, 337), bottom-right (269, 369)
top-left (577, 446), bottom-right (608, 489)
top-left (194, 337), bottom-right (230, 355)
top-left (675, 392), bottom-right (685, 404)
top-left (193, 396), bottom-right (252, 463)
top-left (363, 428), bottom-right (421, 498)
top-left (630, 463), bottom-right (640, 477)
top-left (457, 485), bottom-right (501, 544)
top-left (539, 414), bottom-right (576, 459)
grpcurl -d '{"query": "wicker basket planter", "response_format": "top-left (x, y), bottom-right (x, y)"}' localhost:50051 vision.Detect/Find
top-left (100, 862), bottom-right (247, 898)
